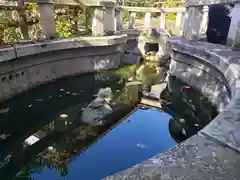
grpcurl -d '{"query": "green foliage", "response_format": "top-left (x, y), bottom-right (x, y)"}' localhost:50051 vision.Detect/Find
top-left (0, 0), bottom-right (181, 44)
top-left (0, 2), bottom-right (89, 44)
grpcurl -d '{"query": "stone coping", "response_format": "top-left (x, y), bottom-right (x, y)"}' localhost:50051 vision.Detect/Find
top-left (104, 37), bottom-right (240, 179)
top-left (0, 35), bottom-right (128, 62)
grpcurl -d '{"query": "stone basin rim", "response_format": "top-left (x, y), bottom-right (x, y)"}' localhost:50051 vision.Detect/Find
top-left (0, 35), bottom-right (129, 62)
top-left (104, 37), bottom-right (240, 180)
top-left (169, 36), bottom-right (240, 152)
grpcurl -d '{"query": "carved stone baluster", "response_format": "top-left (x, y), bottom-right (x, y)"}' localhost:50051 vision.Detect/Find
top-left (183, 6), bottom-right (203, 41)
top-left (92, 6), bottom-right (116, 36)
top-left (37, 0), bottom-right (56, 39)
top-left (227, 3), bottom-right (240, 49)
top-left (128, 12), bottom-right (136, 29)
top-left (115, 7), bottom-right (124, 30)
top-left (92, 7), bottom-right (104, 36)
top-left (200, 6), bottom-right (208, 35)
top-left (160, 11), bottom-right (166, 29)
top-left (104, 7), bottom-right (116, 35)
top-left (175, 11), bottom-right (184, 35)
top-left (144, 12), bottom-right (151, 28)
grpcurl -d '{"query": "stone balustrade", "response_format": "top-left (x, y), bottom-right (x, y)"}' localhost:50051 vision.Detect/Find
top-left (0, 1), bottom-right (203, 39)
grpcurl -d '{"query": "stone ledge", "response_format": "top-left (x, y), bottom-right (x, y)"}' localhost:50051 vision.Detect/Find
top-left (202, 89), bottom-right (240, 152)
top-left (167, 36), bottom-right (240, 93)
top-left (0, 46), bottom-right (16, 63)
top-left (118, 29), bottom-right (141, 40)
top-left (104, 133), bottom-right (240, 180)
top-left (14, 35), bottom-right (128, 58)
top-left (0, 35), bottom-right (128, 61)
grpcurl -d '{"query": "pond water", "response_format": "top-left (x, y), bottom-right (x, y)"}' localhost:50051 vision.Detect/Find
top-left (0, 66), bottom-right (218, 180)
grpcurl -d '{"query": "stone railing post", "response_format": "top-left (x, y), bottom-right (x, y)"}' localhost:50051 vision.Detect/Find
top-left (183, 6), bottom-right (203, 41)
top-left (92, 5), bottom-right (116, 36)
top-left (144, 12), bottom-right (151, 28)
top-left (200, 6), bottom-right (208, 34)
top-left (175, 12), bottom-right (184, 34)
top-left (227, 3), bottom-right (240, 49)
top-left (128, 12), bottom-right (136, 29)
top-left (160, 11), bottom-right (166, 29)
top-left (37, 0), bottom-right (56, 38)
top-left (115, 7), bottom-right (124, 30)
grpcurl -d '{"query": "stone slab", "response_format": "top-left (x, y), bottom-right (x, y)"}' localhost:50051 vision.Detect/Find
top-left (104, 133), bottom-right (240, 180)
top-left (0, 46), bottom-right (16, 62)
top-left (185, 0), bottom-right (240, 6)
top-left (202, 89), bottom-right (240, 152)
top-left (14, 35), bottom-right (128, 58)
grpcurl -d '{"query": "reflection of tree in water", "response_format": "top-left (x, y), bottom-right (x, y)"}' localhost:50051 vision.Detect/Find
top-left (161, 76), bottom-right (218, 143)
top-left (15, 158), bottom-right (44, 180)
top-left (0, 68), bottom-right (138, 180)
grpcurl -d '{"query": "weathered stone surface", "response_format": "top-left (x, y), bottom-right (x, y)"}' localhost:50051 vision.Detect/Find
top-left (183, 6), bottom-right (203, 41)
top-left (104, 134), bottom-right (240, 180)
top-left (0, 46), bottom-right (16, 62)
top-left (170, 59), bottom-right (230, 111)
top-left (14, 35), bottom-right (128, 58)
top-left (202, 90), bottom-right (240, 152)
top-left (168, 36), bottom-right (240, 91)
top-left (185, 0), bottom-right (240, 7)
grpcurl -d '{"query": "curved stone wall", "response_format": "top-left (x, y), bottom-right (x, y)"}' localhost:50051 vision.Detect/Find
top-left (0, 35), bottom-right (134, 102)
top-left (104, 36), bottom-right (240, 180)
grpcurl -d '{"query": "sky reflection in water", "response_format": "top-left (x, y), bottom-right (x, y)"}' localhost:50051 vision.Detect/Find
top-left (31, 108), bottom-right (175, 180)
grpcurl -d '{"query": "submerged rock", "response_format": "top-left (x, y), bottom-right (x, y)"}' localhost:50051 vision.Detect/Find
top-left (81, 87), bottom-right (113, 125)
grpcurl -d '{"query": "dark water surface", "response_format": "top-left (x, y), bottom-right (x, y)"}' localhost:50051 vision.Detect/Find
top-left (0, 66), bottom-right (217, 180)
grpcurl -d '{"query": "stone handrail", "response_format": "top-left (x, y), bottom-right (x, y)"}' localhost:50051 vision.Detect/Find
top-left (121, 6), bottom-right (188, 35)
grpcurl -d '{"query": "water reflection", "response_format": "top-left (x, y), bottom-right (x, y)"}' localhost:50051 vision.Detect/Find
top-left (163, 76), bottom-right (218, 143)
top-left (0, 66), bottom-right (218, 180)
top-left (0, 68), bottom-right (139, 180)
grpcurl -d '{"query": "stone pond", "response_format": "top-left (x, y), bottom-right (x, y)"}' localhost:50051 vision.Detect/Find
top-left (0, 65), bottom-right (218, 180)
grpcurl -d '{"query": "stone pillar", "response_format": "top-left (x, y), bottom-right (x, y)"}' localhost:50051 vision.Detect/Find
top-left (183, 6), bottom-right (203, 41)
top-left (92, 6), bottom-right (116, 36)
top-left (227, 3), bottom-right (240, 49)
top-left (144, 12), bottom-right (151, 28)
top-left (37, 0), bottom-right (56, 38)
top-left (175, 12), bottom-right (184, 34)
top-left (105, 7), bottom-right (116, 35)
top-left (128, 12), bottom-right (136, 29)
top-left (160, 12), bottom-right (166, 29)
top-left (115, 7), bottom-right (124, 30)
top-left (200, 6), bottom-right (208, 34)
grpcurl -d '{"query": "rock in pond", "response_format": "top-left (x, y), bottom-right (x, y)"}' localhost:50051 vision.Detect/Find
top-left (80, 87), bottom-right (114, 125)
